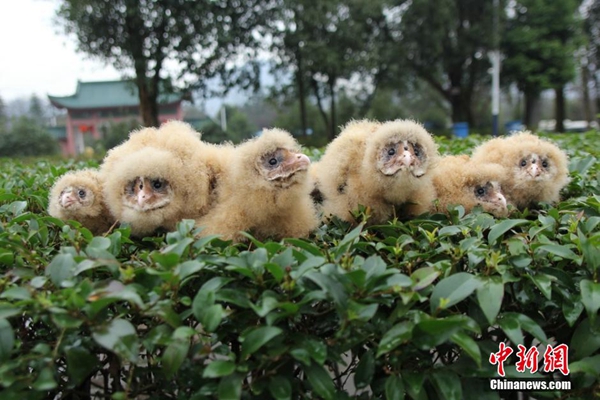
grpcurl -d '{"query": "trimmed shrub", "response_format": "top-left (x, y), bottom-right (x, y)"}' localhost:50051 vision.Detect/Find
top-left (0, 131), bottom-right (598, 399)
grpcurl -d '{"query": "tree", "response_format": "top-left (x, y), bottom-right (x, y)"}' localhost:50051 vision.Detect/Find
top-left (56, 0), bottom-right (268, 127)
top-left (584, 0), bottom-right (600, 122)
top-left (271, 98), bottom-right (328, 144)
top-left (502, 0), bottom-right (581, 130)
top-left (99, 119), bottom-right (141, 151)
top-left (0, 95), bottom-right (6, 133)
top-left (239, 94), bottom-right (278, 131)
top-left (390, 0), bottom-right (499, 126)
top-left (223, 105), bottom-right (258, 143)
top-left (551, 0), bottom-right (582, 132)
top-left (199, 121), bottom-right (227, 144)
top-left (0, 117), bottom-right (59, 157)
top-left (268, 0), bottom-right (390, 140)
top-left (28, 94), bottom-right (46, 124)
top-left (363, 89), bottom-right (400, 122)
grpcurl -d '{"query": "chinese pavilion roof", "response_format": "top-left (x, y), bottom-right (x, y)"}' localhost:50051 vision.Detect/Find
top-left (48, 80), bottom-right (184, 110)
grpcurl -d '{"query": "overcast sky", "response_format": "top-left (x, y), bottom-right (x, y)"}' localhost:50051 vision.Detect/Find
top-left (0, 0), bottom-right (124, 102)
top-left (0, 0), bottom-right (268, 116)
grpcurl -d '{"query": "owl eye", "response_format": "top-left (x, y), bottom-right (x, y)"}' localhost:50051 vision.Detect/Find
top-left (413, 147), bottom-right (420, 157)
top-left (476, 187), bottom-right (486, 196)
top-left (387, 148), bottom-right (396, 156)
top-left (152, 180), bottom-right (163, 189)
top-left (520, 159), bottom-right (527, 167)
top-left (542, 160), bottom-right (549, 168)
top-left (78, 189), bottom-right (86, 198)
top-left (269, 158), bottom-right (278, 166)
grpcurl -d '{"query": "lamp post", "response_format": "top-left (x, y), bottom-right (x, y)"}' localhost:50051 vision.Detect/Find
top-left (220, 106), bottom-right (227, 132)
top-left (491, 0), bottom-right (500, 136)
top-left (491, 51), bottom-right (500, 136)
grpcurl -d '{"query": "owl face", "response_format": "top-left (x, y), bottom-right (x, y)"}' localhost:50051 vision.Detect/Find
top-left (59, 185), bottom-right (95, 210)
top-left (514, 152), bottom-right (555, 184)
top-left (376, 139), bottom-right (426, 177)
top-left (258, 148), bottom-right (311, 183)
top-left (473, 181), bottom-right (507, 216)
top-left (123, 176), bottom-right (173, 211)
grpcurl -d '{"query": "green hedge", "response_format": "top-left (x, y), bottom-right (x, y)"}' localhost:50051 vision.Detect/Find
top-left (0, 132), bottom-right (598, 399)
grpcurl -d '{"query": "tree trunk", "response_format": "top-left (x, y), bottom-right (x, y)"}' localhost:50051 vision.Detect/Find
top-left (329, 76), bottom-right (336, 141)
top-left (311, 77), bottom-right (330, 140)
top-left (554, 86), bottom-right (565, 133)
top-left (523, 91), bottom-right (537, 129)
top-left (135, 73), bottom-right (160, 128)
top-left (582, 61), bottom-right (592, 127)
top-left (140, 79), bottom-right (160, 127)
top-left (593, 68), bottom-right (600, 125)
top-left (296, 51), bottom-right (308, 136)
top-left (358, 66), bottom-right (387, 117)
top-left (298, 90), bottom-right (307, 137)
top-left (125, 3), bottom-right (160, 129)
top-left (138, 85), bottom-right (160, 127)
top-left (449, 89), bottom-right (472, 125)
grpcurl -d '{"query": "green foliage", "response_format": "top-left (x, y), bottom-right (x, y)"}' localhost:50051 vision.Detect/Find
top-left (28, 95), bottom-right (46, 125)
top-left (224, 105), bottom-right (259, 143)
top-left (586, 0), bottom-right (600, 61)
top-left (98, 119), bottom-right (141, 151)
top-left (0, 95), bottom-right (5, 119)
top-left (502, 0), bottom-right (581, 94)
top-left (200, 121), bottom-right (229, 144)
top-left (0, 117), bottom-right (59, 158)
top-left (0, 96), bottom-right (6, 134)
top-left (196, 106), bottom-right (258, 144)
top-left (56, 0), bottom-right (267, 126)
top-left (268, 0), bottom-right (391, 138)
top-left (271, 99), bottom-right (328, 144)
top-left (0, 131), bottom-right (598, 398)
top-left (391, 0), bottom-right (498, 124)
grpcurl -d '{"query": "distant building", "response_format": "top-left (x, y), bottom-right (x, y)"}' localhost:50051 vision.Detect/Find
top-left (48, 80), bottom-right (191, 156)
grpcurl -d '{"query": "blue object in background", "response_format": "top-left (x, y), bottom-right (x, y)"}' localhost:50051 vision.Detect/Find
top-left (452, 122), bottom-right (469, 138)
top-left (505, 120), bottom-right (524, 134)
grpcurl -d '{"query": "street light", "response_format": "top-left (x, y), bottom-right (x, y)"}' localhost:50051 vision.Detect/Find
top-left (491, 0), bottom-right (500, 136)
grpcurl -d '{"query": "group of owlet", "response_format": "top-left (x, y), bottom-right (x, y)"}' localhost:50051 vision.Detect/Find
top-left (48, 119), bottom-right (570, 242)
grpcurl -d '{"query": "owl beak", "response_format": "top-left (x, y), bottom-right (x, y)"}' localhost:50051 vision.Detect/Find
top-left (61, 190), bottom-right (77, 208)
top-left (399, 142), bottom-right (416, 168)
top-left (496, 193), bottom-right (507, 209)
top-left (527, 163), bottom-right (541, 178)
top-left (289, 153), bottom-right (311, 171)
top-left (137, 185), bottom-right (153, 207)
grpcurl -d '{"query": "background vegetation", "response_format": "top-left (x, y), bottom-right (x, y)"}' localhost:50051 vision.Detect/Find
top-left (47, 0), bottom-right (600, 139)
top-left (3, 1), bottom-right (600, 148)
top-left (0, 130), bottom-right (598, 399)
top-left (0, 95), bottom-right (59, 158)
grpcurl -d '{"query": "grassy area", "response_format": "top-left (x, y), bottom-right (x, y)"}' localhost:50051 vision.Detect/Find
top-left (0, 131), bottom-right (598, 399)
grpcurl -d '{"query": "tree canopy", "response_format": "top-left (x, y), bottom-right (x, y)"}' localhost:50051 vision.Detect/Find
top-left (0, 117), bottom-right (59, 157)
top-left (389, 0), bottom-right (499, 126)
top-left (502, 0), bottom-right (581, 129)
top-left (267, 0), bottom-right (390, 139)
top-left (54, 0), bottom-right (597, 136)
top-left (56, 0), bottom-right (270, 127)
top-left (0, 95), bottom-right (6, 132)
